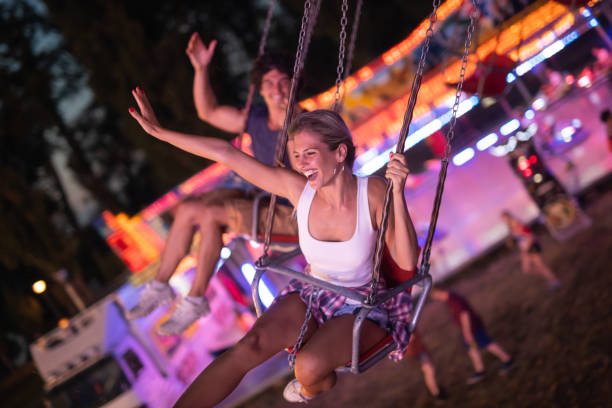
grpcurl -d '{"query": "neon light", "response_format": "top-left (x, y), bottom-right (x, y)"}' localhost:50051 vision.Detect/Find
top-left (581, 8), bottom-right (592, 18)
top-left (249, 240), bottom-right (260, 248)
top-left (452, 148), bottom-right (475, 166)
top-left (241, 263), bottom-right (274, 307)
top-left (500, 119), bottom-right (520, 136)
top-left (506, 72), bottom-right (517, 83)
top-left (524, 109), bottom-right (535, 120)
top-left (532, 98), bottom-right (546, 110)
top-left (542, 39), bottom-right (565, 58)
top-left (356, 97), bottom-right (480, 176)
top-left (577, 75), bottom-right (591, 87)
top-left (514, 31), bottom-right (579, 78)
top-left (476, 133), bottom-right (498, 151)
top-left (588, 18), bottom-right (599, 27)
top-left (220, 247), bottom-right (231, 259)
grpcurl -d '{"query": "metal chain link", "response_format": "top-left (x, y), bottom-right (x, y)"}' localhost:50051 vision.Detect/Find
top-left (420, 0), bottom-right (480, 270)
top-left (288, 287), bottom-right (318, 370)
top-left (237, 0), bottom-right (276, 150)
top-left (367, 0), bottom-right (442, 304)
top-left (258, 0), bottom-right (276, 56)
top-left (261, 0), bottom-right (317, 256)
top-left (444, 0), bottom-right (478, 158)
top-left (302, 0), bottom-right (321, 67)
top-left (332, 0), bottom-right (349, 112)
top-left (342, 0), bottom-right (363, 86)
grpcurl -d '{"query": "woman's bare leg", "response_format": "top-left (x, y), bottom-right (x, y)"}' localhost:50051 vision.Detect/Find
top-left (174, 294), bottom-right (316, 408)
top-left (467, 346), bottom-right (485, 372)
top-left (419, 354), bottom-right (440, 396)
top-left (155, 200), bottom-right (202, 282)
top-left (294, 315), bottom-right (388, 397)
top-left (485, 342), bottom-right (511, 363)
top-left (529, 254), bottom-right (560, 284)
top-left (520, 252), bottom-right (532, 275)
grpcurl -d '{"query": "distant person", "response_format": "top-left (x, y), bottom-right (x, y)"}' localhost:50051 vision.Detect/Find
top-left (126, 35), bottom-right (299, 335)
top-left (405, 330), bottom-right (447, 403)
top-left (430, 288), bottom-right (514, 385)
top-left (541, 67), bottom-right (566, 101)
top-left (599, 109), bottom-right (612, 152)
top-left (592, 47), bottom-right (611, 76)
top-left (501, 210), bottom-right (562, 289)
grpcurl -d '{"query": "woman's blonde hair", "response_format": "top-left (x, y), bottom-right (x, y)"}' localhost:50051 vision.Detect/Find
top-left (288, 109), bottom-right (356, 168)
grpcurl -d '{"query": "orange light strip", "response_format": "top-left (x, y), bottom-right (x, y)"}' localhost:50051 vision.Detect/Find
top-left (350, 1), bottom-right (571, 150)
top-left (299, 0), bottom-right (464, 111)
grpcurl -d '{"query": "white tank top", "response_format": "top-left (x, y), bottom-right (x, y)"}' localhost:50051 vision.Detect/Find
top-left (297, 176), bottom-right (376, 288)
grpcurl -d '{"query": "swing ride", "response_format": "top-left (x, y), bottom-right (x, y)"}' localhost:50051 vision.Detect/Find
top-left (250, 0), bottom-right (478, 374)
top-left (41, 0), bottom-right (612, 406)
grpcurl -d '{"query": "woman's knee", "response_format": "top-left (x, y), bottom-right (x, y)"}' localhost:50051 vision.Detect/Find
top-left (294, 350), bottom-right (334, 387)
top-left (177, 200), bottom-right (225, 226)
top-left (174, 200), bottom-right (208, 224)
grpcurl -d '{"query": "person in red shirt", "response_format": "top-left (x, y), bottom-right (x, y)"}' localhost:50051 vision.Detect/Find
top-left (405, 329), bottom-right (447, 402)
top-left (600, 109), bottom-right (612, 153)
top-left (501, 210), bottom-right (562, 289)
top-left (430, 288), bottom-right (513, 385)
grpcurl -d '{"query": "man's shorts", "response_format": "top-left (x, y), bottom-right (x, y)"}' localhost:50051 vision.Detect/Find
top-left (192, 187), bottom-right (298, 237)
top-left (463, 326), bottom-right (492, 350)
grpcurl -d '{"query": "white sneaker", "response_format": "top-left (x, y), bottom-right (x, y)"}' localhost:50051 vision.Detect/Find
top-left (157, 296), bottom-right (210, 336)
top-left (283, 379), bottom-right (312, 403)
top-left (126, 281), bottom-right (175, 320)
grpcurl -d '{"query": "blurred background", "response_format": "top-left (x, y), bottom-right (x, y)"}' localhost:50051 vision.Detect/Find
top-left (1, 0), bottom-right (612, 407)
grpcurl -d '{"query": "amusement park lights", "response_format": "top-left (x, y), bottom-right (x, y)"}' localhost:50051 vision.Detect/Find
top-left (32, 280), bottom-right (47, 294)
top-left (356, 96), bottom-right (479, 176)
top-left (500, 119), bottom-right (520, 136)
top-left (508, 30), bottom-right (580, 83)
top-left (452, 148), bottom-right (475, 167)
top-left (476, 133), bottom-right (499, 151)
top-left (220, 247), bottom-right (231, 260)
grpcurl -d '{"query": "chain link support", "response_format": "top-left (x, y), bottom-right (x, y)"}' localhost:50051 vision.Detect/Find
top-left (366, 0), bottom-right (442, 304)
top-left (288, 287), bottom-right (318, 370)
top-left (261, 0), bottom-right (320, 258)
top-left (444, 1), bottom-right (478, 158)
top-left (343, 0), bottom-right (363, 88)
top-left (237, 0), bottom-right (276, 150)
top-left (332, 0), bottom-right (349, 112)
top-left (421, 0), bottom-right (480, 271)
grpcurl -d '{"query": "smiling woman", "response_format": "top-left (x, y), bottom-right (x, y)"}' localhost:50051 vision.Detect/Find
top-left (128, 86), bottom-right (419, 406)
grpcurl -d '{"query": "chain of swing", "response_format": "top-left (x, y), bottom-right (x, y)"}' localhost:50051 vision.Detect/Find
top-left (254, 0), bottom-right (480, 370)
top-left (236, 0), bottom-right (277, 150)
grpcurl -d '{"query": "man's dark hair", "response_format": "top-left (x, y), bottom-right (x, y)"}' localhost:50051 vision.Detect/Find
top-left (600, 109), bottom-right (611, 123)
top-left (249, 51), bottom-right (294, 91)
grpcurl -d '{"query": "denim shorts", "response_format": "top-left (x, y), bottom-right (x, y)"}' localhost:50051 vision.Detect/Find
top-left (332, 302), bottom-right (390, 330)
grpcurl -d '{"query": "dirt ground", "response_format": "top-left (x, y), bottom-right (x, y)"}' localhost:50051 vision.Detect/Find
top-left (238, 186), bottom-right (612, 408)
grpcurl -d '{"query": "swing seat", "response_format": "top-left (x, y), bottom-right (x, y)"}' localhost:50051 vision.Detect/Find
top-left (279, 247), bottom-right (417, 373)
top-left (285, 333), bottom-right (395, 372)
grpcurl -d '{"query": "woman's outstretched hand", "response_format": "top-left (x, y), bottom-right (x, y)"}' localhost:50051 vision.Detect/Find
top-left (385, 152), bottom-right (410, 194)
top-left (129, 87), bottom-right (162, 138)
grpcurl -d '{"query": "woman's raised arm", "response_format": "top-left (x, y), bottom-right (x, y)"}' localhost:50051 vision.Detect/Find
top-left (128, 87), bottom-right (305, 204)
